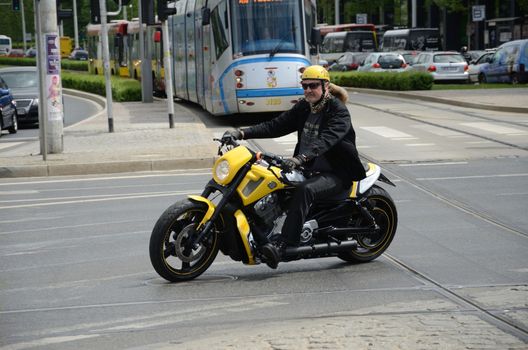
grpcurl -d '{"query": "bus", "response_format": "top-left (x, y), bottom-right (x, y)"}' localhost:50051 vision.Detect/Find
top-left (317, 23), bottom-right (376, 37)
top-left (168, 0), bottom-right (319, 116)
top-left (0, 35), bottom-right (12, 56)
top-left (381, 28), bottom-right (441, 52)
top-left (320, 31), bottom-right (377, 63)
top-left (60, 36), bottom-right (74, 58)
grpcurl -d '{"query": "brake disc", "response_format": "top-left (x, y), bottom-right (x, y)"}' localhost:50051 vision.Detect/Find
top-left (174, 225), bottom-right (206, 263)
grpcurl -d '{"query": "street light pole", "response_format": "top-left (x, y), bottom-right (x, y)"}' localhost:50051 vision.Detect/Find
top-left (73, 0), bottom-right (79, 48)
top-left (99, 0), bottom-right (114, 132)
top-left (21, 0), bottom-right (27, 52)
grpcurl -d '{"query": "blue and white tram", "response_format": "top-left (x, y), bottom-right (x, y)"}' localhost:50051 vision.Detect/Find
top-left (169, 0), bottom-right (319, 115)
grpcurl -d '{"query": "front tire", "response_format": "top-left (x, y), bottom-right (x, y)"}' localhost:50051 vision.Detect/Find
top-left (338, 185), bottom-right (398, 263)
top-left (8, 114), bottom-right (18, 134)
top-left (149, 199), bottom-right (220, 282)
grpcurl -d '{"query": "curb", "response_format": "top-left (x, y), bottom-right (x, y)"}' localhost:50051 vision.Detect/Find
top-left (345, 87), bottom-right (528, 114)
top-left (0, 157), bottom-right (215, 178)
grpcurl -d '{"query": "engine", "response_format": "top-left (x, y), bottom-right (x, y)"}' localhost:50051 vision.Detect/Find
top-left (253, 193), bottom-right (283, 229)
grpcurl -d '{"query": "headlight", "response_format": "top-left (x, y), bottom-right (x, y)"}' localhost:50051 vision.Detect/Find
top-left (214, 160), bottom-right (230, 182)
top-left (32, 98), bottom-right (39, 106)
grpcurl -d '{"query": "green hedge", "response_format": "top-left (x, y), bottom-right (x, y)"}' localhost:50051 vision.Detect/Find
top-left (62, 72), bottom-right (141, 102)
top-left (330, 71), bottom-right (434, 91)
top-left (0, 57), bottom-right (88, 71)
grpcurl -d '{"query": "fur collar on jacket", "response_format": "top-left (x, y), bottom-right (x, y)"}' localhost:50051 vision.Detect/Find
top-left (328, 83), bottom-right (348, 103)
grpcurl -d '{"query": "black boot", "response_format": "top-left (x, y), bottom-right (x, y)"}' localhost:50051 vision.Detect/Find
top-left (261, 241), bottom-right (286, 269)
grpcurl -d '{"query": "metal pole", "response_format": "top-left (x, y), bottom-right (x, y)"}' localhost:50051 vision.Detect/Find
top-left (334, 0), bottom-right (339, 25)
top-left (412, 0), bottom-right (417, 28)
top-left (138, 0), bottom-right (153, 103)
top-left (39, 0), bottom-right (64, 154)
top-left (99, 0), bottom-right (114, 132)
top-left (162, 20), bottom-right (174, 128)
top-left (35, 0), bottom-right (47, 160)
top-left (73, 0), bottom-right (79, 48)
top-left (21, 0), bottom-right (27, 52)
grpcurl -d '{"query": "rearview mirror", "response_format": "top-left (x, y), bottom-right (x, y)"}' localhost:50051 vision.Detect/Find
top-left (0, 88), bottom-right (9, 97)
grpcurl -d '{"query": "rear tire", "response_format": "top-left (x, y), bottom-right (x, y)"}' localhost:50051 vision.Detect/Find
top-left (338, 185), bottom-right (398, 263)
top-left (149, 199), bottom-right (220, 282)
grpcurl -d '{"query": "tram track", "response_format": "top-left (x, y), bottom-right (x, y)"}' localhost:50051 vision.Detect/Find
top-left (351, 101), bottom-right (528, 152)
top-left (248, 138), bottom-right (528, 342)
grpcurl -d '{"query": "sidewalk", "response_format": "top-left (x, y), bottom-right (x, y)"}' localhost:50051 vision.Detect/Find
top-left (0, 87), bottom-right (527, 178)
top-left (0, 90), bottom-right (217, 178)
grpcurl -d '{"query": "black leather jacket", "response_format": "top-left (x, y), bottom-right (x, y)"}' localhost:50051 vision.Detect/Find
top-left (242, 97), bottom-right (366, 183)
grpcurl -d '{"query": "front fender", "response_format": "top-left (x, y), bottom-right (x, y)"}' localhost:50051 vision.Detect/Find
top-left (188, 195), bottom-right (215, 229)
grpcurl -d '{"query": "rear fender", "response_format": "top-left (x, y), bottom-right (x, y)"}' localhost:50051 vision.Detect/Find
top-left (358, 163), bottom-right (380, 194)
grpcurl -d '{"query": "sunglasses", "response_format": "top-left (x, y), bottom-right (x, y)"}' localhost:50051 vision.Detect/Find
top-left (301, 82), bottom-right (321, 90)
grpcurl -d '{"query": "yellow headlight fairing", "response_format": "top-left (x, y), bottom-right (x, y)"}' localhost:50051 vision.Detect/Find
top-left (212, 146), bottom-right (253, 185)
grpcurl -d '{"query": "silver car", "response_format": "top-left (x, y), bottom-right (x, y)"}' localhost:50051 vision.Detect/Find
top-left (357, 52), bottom-right (409, 72)
top-left (411, 51), bottom-right (469, 82)
top-left (468, 51), bottom-right (495, 83)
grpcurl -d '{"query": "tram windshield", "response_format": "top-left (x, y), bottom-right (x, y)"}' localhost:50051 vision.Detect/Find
top-left (231, 0), bottom-right (303, 56)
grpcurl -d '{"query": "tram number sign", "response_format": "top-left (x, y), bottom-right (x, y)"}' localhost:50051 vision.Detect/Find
top-left (266, 98), bottom-right (281, 106)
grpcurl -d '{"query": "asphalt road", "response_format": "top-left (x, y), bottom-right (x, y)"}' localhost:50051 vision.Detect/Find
top-left (0, 94), bottom-right (527, 349)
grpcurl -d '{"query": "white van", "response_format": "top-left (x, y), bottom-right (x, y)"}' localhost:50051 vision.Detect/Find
top-left (0, 35), bottom-right (12, 56)
top-left (320, 31), bottom-right (377, 64)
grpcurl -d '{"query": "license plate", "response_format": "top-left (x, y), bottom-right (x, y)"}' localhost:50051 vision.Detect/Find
top-left (443, 67), bottom-right (458, 72)
top-left (266, 98), bottom-right (282, 106)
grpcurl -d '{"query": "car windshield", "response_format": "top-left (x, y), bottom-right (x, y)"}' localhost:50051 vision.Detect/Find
top-left (433, 54), bottom-right (465, 63)
top-left (378, 54), bottom-right (404, 68)
top-left (230, 0), bottom-right (303, 56)
top-left (0, 71), bottom-right (38, 89)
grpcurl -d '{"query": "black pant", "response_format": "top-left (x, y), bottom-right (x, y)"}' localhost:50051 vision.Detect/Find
top-left (281, 173), bottom-right (344, 245)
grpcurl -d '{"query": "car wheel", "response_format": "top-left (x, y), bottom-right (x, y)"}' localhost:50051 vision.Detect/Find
top-left (478, 73), bottom-right (487, 84)
top-left (8, 114), bottom-right (18, 134)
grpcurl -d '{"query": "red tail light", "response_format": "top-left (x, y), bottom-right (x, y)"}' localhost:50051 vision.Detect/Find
top-left (372, 63), bottom-right (381, 68)
top-left (427, 65), bottom-right (437, 72)
top-left (401, 63), bottom-right (407, 68)
top-left (349, 63), bottom-right (358, 70)
top-left (464, 64), bottom-right (469, 71)
top-left (234, 69), bottom-right (244, 76)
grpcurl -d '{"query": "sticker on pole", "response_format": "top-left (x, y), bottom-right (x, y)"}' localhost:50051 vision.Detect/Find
top-left (45, 34), bottom-right (63, 121)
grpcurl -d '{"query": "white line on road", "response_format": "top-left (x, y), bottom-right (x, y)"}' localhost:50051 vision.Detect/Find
top-left (0, 335), bottom-right (100, 350)
top-left (360, 126), bottom-right (413, 139)
top-left (416, 173), bottom-right (528, 181)
top-left (0, 142), bottom-right (24, 150)
top-left (461, 122), bottom-right (528, 135)
top-left (398, 162), bottom-right (468, 167)
top-left (405, 143), bottom-right (436, 147)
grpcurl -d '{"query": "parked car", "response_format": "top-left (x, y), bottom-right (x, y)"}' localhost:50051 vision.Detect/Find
top-left (410, 51), bottom-right (469, 82)
top-left (357, 52), bottom-right (409, 72)
top-left (7, 49), bottom-right (24, 58)
top-left (464, 50), bottom-right (487, 63)
top-left (328, 52), bottom-right (369, 71)
top-left (399, 50), bottom-right (420, 66)
top-left (478, 39), bottom-right (528, 84)
top-left (468, 51), bottom-right (495, 83)
top-left (0, 67), bottom-right (39, 126)
top-left (25, 47), bottom-right (37, 58)
top-left (69, 49), bottom-right (89, 60)
top-left (0, 76), bottom-right (18, 135)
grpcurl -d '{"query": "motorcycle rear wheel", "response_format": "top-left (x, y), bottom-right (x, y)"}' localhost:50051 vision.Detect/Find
top-left (338, 185), bottom-right (397, 263)
top-left (149, 199), bottom-right (220, 282)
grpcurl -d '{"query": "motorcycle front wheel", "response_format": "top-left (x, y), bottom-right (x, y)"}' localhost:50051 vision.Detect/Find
top-left (338, 185), bottom-right (398, 263)
top-left (149, 199), bottom-right (220, 282)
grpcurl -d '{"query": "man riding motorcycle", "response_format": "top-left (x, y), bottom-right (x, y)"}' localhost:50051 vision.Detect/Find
top-left (227, 65), bottom-right (366, 269)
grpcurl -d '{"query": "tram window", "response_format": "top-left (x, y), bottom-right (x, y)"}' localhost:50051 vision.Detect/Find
top-left (211, 5), bottom-right (229, 59)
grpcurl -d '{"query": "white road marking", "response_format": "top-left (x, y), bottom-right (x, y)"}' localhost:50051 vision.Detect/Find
top-left (405, 143), bottom-right (436, 147)
top-left (417, 173), bottom-right (528, 181)
top-left (398, 162), bottom-right (468, 167)
top-left (410, 124), bottom-right (464, 137)
top-left (0, 335), bottom-right (100, 350)
top-left (0, 142), bottom-right (24, 150)
top-left (461, 122), bottom-right (528, 135)
top-left (360, 126), bottom-right (413, 139)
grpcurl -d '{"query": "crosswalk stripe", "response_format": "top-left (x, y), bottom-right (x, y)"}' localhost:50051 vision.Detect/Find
top-left (461, 122), bottom-right (527, 135)
top-left (360, 126), bottom-right (413, 138)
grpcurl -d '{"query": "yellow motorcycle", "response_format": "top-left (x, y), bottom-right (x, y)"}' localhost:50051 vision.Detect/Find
top-left (149, 133), bottom-right (398, 282)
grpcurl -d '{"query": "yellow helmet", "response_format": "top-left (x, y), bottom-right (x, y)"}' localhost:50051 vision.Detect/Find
top-left (301, 65), bottom-right (330, 82)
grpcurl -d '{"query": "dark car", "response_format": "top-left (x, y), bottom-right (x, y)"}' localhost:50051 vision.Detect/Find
top-left (0, 67), bottom-right (39, 126)
top-left (69, 49), bottom-right (89, 61)
top-left (0, 76), bottom-right (18, 135)
top-left (329, 52), bottom-right (369, 71)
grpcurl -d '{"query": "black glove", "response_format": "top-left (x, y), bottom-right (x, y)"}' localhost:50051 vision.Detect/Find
top-left (225, 129), bottom-right (244, 140)
top-left (282, 155), bottom-right (304, 173)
